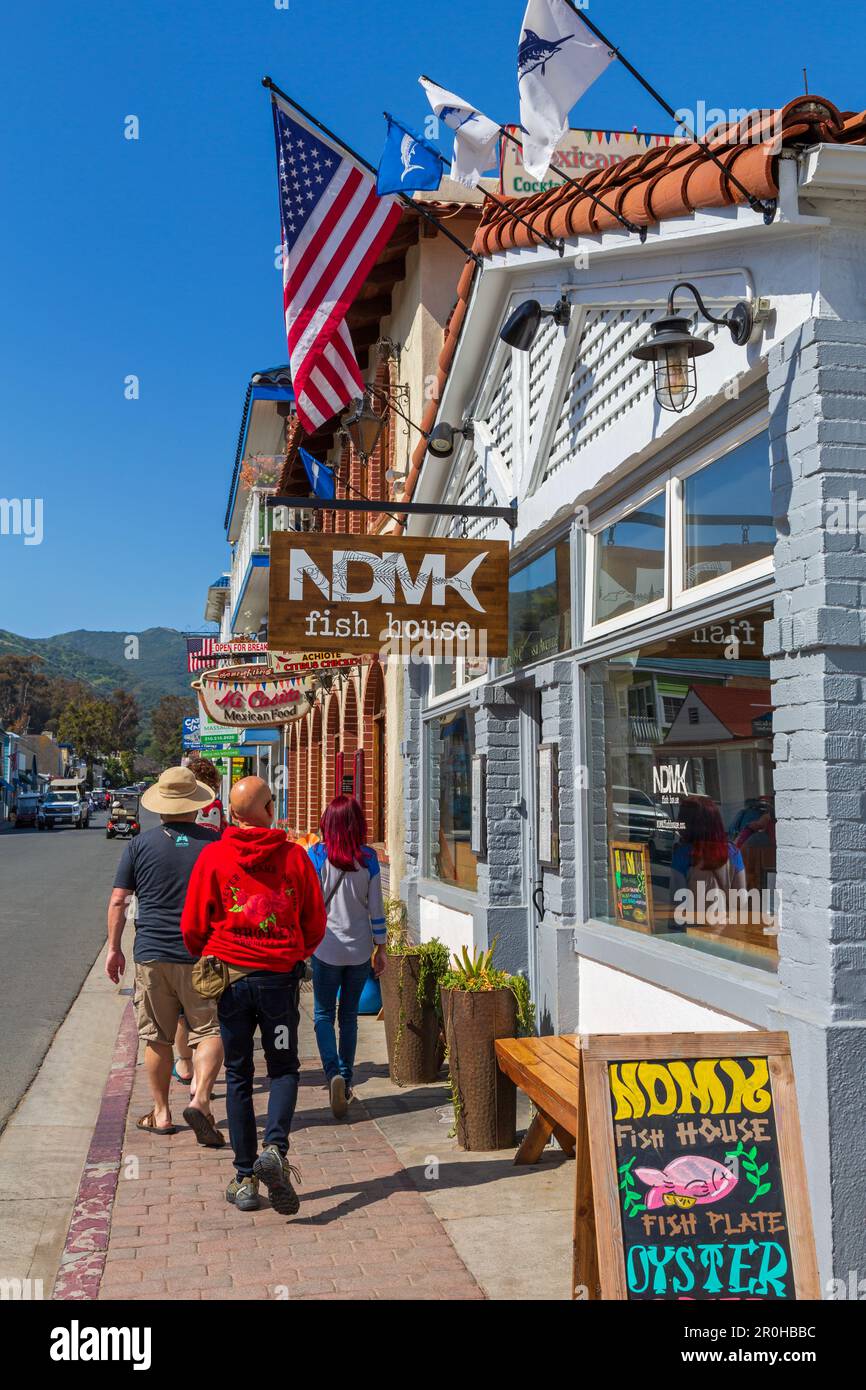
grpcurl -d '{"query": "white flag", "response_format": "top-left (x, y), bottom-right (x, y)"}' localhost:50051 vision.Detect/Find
top-left (419, 77), bottom-right (501, 188)
top-left (518, 0), bottom-right (615, 179)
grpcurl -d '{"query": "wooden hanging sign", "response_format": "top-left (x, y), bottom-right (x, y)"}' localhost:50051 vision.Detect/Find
top-left (573, 1031), bottom-right (819, 1301)
top-left (268, 532), bottom-right (509, 656)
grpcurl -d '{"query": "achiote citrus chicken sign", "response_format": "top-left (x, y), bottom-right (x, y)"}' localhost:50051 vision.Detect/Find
top-left (194, 664), bottom-right (313, 727)
top-left (268, 533), bottom-right (510, 657)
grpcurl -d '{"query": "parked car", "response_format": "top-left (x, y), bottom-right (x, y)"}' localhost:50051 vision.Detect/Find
top-left (611, 784), bottom-right (676, 860)
top-left (14, 792), bottom-right (46, 829)
top-left (42, 781), bottom-right (90, 830)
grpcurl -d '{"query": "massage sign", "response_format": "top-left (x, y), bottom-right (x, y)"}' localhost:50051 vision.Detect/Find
top-left (575, 1032), bottom-right (819, 1300)
top-left (194, 664), bottom-right (313, 727)
top-left (268, 532), bottom-right (509, 657)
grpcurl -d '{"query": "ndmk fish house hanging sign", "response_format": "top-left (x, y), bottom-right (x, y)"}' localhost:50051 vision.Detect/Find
top-left (193, 664), bottom-right (313, 727)
top-left (268, 533), bottom-right (510, 657)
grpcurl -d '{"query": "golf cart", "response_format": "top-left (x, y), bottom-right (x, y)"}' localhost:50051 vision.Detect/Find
top-left (106, 791), bottom-right (141, 839)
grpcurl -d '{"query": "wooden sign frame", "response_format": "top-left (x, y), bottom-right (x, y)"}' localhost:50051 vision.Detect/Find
top-left (268, 531), bottom-right (510, 656)
top-left (609, 840), bottom-right (655, 932)
top-left (573, 1031), bottom-right (820, 1301)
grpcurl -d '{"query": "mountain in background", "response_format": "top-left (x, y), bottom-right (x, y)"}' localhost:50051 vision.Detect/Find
top-left (0, 627), bottom-right (195, 715)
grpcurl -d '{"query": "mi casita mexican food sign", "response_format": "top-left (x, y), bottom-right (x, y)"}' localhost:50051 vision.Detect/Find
top-left (268, 533), bottom-right (509, 657)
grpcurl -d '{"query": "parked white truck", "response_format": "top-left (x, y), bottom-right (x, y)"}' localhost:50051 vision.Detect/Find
top-left (42, 778), bottom-right (90, 830)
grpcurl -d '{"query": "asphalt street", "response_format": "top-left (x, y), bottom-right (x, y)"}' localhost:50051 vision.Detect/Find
top-left (0, 805), bottom-right (158, 1131)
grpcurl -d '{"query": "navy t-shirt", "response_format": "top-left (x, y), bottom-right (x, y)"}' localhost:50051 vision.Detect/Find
top-left (114, 822), bottom-right (217, 964)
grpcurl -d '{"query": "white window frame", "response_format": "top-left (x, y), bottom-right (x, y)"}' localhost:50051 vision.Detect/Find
top-left (584, 476), bottom-right (671, 642)
top-left (426, 657), bottom-right (489, 709)
top-left (585, 413), bottom-right (771, 640)
top-left (671, 414), bottom-right (773, 609)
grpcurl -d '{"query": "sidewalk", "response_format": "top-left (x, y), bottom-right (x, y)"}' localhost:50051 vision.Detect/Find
top-left (54, 986), bottom-right (573, 1301)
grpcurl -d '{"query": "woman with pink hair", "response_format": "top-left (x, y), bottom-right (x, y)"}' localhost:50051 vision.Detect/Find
top-left (307, 796), bottom-right (387, 1117)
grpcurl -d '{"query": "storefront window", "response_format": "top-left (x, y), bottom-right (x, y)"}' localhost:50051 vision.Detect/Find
top-left (593, 490), bottom-right (666, 627)
top-left (683, 432), bottom-right (774, 589)
top-left (506, 538), bottom-right (571, 670)
top-left (588, 606), bottom-right (777, 972)
top-left (426, 707), bottom-right (477, 891)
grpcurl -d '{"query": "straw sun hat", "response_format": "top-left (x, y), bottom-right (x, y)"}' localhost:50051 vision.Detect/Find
top-left (141, 766), bottom-right (215, 815)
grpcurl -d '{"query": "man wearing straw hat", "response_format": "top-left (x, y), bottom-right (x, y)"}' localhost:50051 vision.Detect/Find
top-left (105, 766), bottom-right (226, 1146)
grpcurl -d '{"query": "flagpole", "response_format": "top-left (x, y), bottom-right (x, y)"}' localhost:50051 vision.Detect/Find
top-left (262, 77), bottom-right (483, 266)
top-left (385, 112), bottom-right (565, 257)
top-left (558, 0), bottom-right (776, 224)
top-left (419, 73), bottom-right (645, 240)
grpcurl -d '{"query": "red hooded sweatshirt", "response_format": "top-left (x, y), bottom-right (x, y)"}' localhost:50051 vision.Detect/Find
top-left (181, 826), bottom-right (326, 972)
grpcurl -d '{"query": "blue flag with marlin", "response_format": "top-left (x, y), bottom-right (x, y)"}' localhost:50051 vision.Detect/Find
top-left (376, 114), bottom-right (445, 197)
top-left (299, 446), bottom-right (336, 500)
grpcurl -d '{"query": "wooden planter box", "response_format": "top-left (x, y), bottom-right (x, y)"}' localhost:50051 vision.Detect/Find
top-left (441, 987), bottom-right (517, 1151)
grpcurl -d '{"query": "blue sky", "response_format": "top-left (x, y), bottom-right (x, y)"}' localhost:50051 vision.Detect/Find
top-left (1, 0), bottom-right (863, 638)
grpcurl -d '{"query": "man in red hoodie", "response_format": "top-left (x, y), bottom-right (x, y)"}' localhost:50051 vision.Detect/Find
top-left (181, 776), bottom-right (325, 1215)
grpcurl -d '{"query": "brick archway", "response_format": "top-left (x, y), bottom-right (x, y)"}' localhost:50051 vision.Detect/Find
top-left (297, 717), bottom-right (310, 834)
top-left (309, 703), bottom-right (323, 830)
top-left (363, 660), bottom-right (386, 843)
top-left (324, 691), bottom-right (341, 805)
top-left (287, 720), bottom-right (300, 830)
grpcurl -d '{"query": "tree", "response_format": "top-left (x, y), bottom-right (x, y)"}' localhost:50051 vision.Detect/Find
top-left (57, 697), bottom-right (116, 783)
top-left (149, 694), bottom-right (197, 768)
top-left (0, 654), bottom-right (51, 732)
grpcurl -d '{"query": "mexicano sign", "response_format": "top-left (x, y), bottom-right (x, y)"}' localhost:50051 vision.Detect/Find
top-left (269, 533), bottom-right (509, 657)
top-left (194, 664), bottom-right (313, 727)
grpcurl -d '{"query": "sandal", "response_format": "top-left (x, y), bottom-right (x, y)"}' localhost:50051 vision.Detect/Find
top-left (183, 1105), bottom-right (226, 1148)
top-left (136, 1110), bottom-right (177, 1136)
top-left (172, 1061), bottom-right (194, 1086)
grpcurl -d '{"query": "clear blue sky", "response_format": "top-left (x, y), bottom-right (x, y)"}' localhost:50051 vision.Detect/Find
top-left (2, 0), bottom-right (862, 637)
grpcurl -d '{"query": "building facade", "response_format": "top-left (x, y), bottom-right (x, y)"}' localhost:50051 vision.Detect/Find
top-left (400, 97), bottom-right (866, 1286)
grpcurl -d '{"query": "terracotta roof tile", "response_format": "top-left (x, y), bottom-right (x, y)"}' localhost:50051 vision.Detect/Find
top-left (476, 96), bottom-right (857, 255)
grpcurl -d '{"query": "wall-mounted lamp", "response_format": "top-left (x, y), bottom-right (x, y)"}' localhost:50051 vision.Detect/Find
top-left (341, 395), bottom-right (386, 460)
top-left (631, 281), bottom-right (755, 414)
top-left (499, 295), bottom-right (572, 352)
top-left (426, 419), bottom-right (474, 460)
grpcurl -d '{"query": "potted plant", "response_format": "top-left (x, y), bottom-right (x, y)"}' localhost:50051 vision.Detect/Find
top-left (380, 898), bottom-right (450, 1086)
top-left (440, 942), bottom-right (534, 1151)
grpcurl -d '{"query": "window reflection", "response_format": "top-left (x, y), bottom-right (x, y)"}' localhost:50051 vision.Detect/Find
top-left (684, 431), bottom-right (774, 588)
top-left (591, 608), bottom-right (777, 972)
top-left (594, 491), bottom-right (666, 625)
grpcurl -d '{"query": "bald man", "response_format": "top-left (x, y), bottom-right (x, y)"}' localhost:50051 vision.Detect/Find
top-left (181, 777), bottom-right (326, 1214)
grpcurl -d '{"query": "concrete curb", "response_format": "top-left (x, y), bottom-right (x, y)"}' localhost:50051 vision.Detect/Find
top-left (52, 1001), bottom-right (139, 1300)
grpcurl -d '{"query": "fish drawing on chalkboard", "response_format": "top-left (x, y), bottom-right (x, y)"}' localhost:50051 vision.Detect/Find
top-left (634, 1155), bottom-right (738, 1210)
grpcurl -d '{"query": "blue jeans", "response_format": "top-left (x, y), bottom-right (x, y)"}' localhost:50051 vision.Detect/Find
top-left (218, 969), bottom-right (301, 1177)
top-left (312, 958), bottom-right (371, 1088)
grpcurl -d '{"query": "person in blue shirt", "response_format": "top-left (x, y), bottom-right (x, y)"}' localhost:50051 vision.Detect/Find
top-left (307, 796), bottom-right (387, 1118)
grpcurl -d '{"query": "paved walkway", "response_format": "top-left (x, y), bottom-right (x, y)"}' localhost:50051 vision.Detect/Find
top-left (94, 993), bottom-right (484, 1301)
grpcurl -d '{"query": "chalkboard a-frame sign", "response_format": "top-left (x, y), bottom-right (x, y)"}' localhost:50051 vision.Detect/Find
top-left (573, 1032), bottom-right (820, 1301)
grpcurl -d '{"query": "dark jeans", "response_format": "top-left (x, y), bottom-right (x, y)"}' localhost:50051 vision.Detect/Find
top-left (312, 957), bottom-right (371, 1087)
top-left (218, 969), bottom-right (301, 1177)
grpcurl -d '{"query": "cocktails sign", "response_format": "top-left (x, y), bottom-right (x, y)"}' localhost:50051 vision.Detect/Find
top-left (268, 533), bottom-right (509, 657)
top-left (194, 664), bottom-right (313, 727)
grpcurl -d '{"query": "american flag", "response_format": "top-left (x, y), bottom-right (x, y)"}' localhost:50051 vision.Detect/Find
top-left (272, 95), bottom-right (402, 433)
top-left (186, 638), bottom-right (219, 673)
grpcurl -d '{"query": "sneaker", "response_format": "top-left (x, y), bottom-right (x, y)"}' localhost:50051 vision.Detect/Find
top-left (226, 1174), bottom-right (260, 1212)
top-left (330, 1074), bottom-right (348, 1118)
top-left (253, 1144), bottom-right (301, 1216)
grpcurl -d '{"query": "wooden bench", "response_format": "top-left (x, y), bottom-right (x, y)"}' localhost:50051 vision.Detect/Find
top-left (494, 1035), bottom-right (579, 1164)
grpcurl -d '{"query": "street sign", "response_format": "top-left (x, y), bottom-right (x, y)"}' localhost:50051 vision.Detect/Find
top-left (268, 532), bottom-right (510, 657)
top-left (182, 715), bottom-right (201, 750)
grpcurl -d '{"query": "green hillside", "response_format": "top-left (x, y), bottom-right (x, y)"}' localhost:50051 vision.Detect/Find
top-left (0, 627), bottom-right (195, 714)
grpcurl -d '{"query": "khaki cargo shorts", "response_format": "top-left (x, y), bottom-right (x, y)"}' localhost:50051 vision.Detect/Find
top-left (133, 961), bottom-right (220, 1046)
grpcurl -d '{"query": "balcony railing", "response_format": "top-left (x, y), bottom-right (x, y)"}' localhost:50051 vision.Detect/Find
top-left (229, 489), bottom-right (316, 623)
